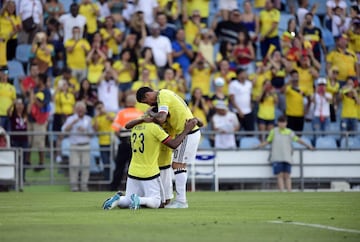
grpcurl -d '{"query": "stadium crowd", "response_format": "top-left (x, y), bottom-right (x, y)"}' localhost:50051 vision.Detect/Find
top-left (0, 0), bottom-right (360, 178)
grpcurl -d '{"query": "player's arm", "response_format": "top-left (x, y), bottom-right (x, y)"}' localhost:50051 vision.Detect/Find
top-left (149, 110), bottom-right (168, 124)
top-left (162, 118), bottom-right (197, 149)
top-left (125, 116), bottom-right (154, 129)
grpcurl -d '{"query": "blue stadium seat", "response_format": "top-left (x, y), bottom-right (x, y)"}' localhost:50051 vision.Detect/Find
top-left (309, 0), bottom-right (327, 16)
top-left (240, 136), bottom-right (260, 149)
top-left (340, 137), bottom-right (360, 149)
top-left (293, 136), bottom-right (312, 149)
top-left (62, 0), bottom-right (74, 13)
top-left (7, 60), bottom-right (25, 94)
top-left (15, 44), bottom-right (32, 64)
top-left (315, 136), bottom-right (338, 149)
top-left (313, 15), bottom-right (322, 28)
top-left (322, 28), bottom-right (335, 50)
top-left (278, 13), bottom-right (295, 33)
top-left (328, 122), bottom-right (341, 141)
top-left (61, 138), bottom-right (70, 157)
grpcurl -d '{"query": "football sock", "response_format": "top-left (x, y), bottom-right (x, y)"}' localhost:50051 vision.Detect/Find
top-left (174, 168), bottom-right (187, 203)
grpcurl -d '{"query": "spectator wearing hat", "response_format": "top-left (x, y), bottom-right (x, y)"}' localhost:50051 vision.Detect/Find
top-left (144, 22), bottom-right (173, 79)
top-left (218, 0), bottom-right (237, 21)
top-left (311, 78), bottom-right (333, 136)
top-left (326, 34), bottom-right (359, 87)
top-left (0, 66), bottom-right (16, 131)
top-left (326, 66), bottom-right (340, 122)
top-left (211, 100), bottom-right (239, 149)
top-left (229, 68), bottom-right (255, 133)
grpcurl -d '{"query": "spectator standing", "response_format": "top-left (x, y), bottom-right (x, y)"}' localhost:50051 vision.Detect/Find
top-left (326, 34), bottom-right (359, 87)
top-left (259, 0), bottom-right (281, 58)
top-left (0, 0), bottom-right (22, 60)
top-left (27, 74), bottom-right (51, 172)
top-left (53, 80), bottom-right (76, 163)
top-left (54, 67), bottom-right (80, 96)
top-left (110, 94), bottom-right (143, 191)
top-left (189, 52), bottom-right (216, 98)
top-left (158, 67), bottom-right (187, 100)
top-left (19, 0), bottom-right (43, 44)
top-left (229, 68), bottom-right (255, 132)
top-left (79, 0), bottom-right (100, 43)
top-left (92, 101), bottom-right (115, 182)
top-left (311, 78), bottom-right (332, 135)
top-left (62, 101), bottom-right (93, 192)
top-left (65, 26), bottom-right (91, 82)
top-left (211, 100), bottom-right (240, 149)
top-left (97, 69), bottom-right (119, 113)
top-left (44, 0), bottom-right (64, 21)
top-left (255, 115), bottom-right (314, 192)
top-left (7, 98), bottom-right (30, 181)
top-left (144, 22), bottom-right (173, 79)
top-left (157, 11), bottom-right (177, 42)
top-left (213, 9), bottom-right (247, 45)
top-left (0, 66), bottom-right (16, 131)
top-left (284, 70), bottom-right (311, 133)
top-left (31, 32), bottom-right (55, 76)
top-left (339, 78), bottom-right (359, 132)
top-left (59, 3), bottom-right (86, 44)
top-left (326, 66), bottom-right (340, 122)
top-left (233, 31), bottom-right (256, 75)
top-left (183, 10), bottom-right (204, 51)
top-left (76, 78), bottom-right (98, 117)
top-left (138, 47), bottom-right (158, 83)
top-left (297, 0), bottom-right (318, 27)
top-left (99, 16), bottom-right (123, 60)
top-left (301, 13), bottom-right (327, 63)
top-left (241, 1), bottom-right (260, 52)
top-left (189, 88), bottom-right (209, 128)
top-left (172, 28), bottom-right (194, 87)
top-left (219, 0), bottom-right (238, 21)
top-left (86, 41), bottom-right (107, 86)
top-left (213, 59), bottom-right (236, 96)
top-left (134, 0), bottom-right (158, 27)
top-left (257, 81), bottom-right (278, 141)
top-left (194, 28), bottom-right (217, 66)
top-left (20, 63), bottom-right (39, 103)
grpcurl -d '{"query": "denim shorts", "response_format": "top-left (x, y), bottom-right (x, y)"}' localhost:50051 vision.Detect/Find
top-left (272, 161), bottom-right (291, 175)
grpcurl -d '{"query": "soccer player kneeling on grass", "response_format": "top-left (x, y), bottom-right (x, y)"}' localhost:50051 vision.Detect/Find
top-left (102, 118), bottom-right (198, 210)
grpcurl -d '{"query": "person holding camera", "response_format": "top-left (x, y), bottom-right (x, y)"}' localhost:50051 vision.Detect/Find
top-left (31, 32), bottom-right (54, 76)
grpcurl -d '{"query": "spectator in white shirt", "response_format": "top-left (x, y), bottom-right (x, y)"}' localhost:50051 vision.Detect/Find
top-left (134, 0), bottom-right (158, 27)
top-left (62, 101), bottom-right (93, 192)
top-left (19, 0), bottom-right (43, 43)
top-left (211, 100), bottom-right (240, 149)
top-left (311, 78), bottom-right (332, 134)
top-left (59, 3), bottom-right (86, 44)
top-left (97, 69), bottom-right (119, 113)
top-left (229, 68), bottom-right (255, 132)
top-left (144, 22), bottom-right (173, 79)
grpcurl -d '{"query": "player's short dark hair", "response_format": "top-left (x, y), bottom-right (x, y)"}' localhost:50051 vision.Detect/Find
top-left (277, 115), bottom-right (287, 123)
top-left (136, 87), bottom-right (153, 102)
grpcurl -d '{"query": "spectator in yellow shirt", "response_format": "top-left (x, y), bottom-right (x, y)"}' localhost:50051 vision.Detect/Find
top-left (189, 52), bottom-right (216, 98)
top-left (339, 78), bottom-right (359, 132)
top-left (54, 67), bottom-right (80, 96)
top-left (183, 0), bottom-right (210, 26)
top-left (188, 87), bottom-right (209, 127)
top-left (86, 44), bottom-right (107, 85)
top-left (65, 26), bottom-right (91, 82)
top-left (0, 67), bottom-right (16, 131)
top-left (259, 0), bottom-right (281, 58)
top-left (0, 0), bottom-right (22, 60)
top-left (158, 67), bottom-right (187, 100)
top-left (139, 47), bottom-right (158, 82)
top-left (52, 79), bottom-right (76, 163)
top-left (31, 32), bottom-right (55, 76)
top-left (213, 59), bottom-right (237, 96)
top-left (92, 100), bottom-right (115, 181)
top-left (79, 0), bottom-right (100, 43)
top-left (100, 16), bottom-right (123, 59)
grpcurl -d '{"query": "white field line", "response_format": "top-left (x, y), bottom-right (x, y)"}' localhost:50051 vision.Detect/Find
top-left (268, 220), bottom-right (360, 234)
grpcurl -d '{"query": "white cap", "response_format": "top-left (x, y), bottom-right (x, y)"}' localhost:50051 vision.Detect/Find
top-left (317, 77), bottom-right (327, 85)
top-left (214, 77), bottom-right (225, 87)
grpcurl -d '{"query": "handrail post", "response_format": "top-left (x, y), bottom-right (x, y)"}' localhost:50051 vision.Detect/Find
top-left (300, 150), bottom-right (304, 191)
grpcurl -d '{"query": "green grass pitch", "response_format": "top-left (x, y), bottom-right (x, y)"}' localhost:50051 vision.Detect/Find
top-left (0, 187), bottom-right (359, 242)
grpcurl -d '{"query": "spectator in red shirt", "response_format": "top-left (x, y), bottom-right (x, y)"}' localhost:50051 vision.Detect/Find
top-left (20, 63), bottom-right (39, 103)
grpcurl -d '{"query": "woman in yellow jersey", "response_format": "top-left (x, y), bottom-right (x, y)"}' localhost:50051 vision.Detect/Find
top-left (188, 87), bottom-right (209, 127)
top-left (100, 16), bottom-right (122, 59)
top-left (339, 78), bottom-right (359, 132)
top-left (257, 80), bottom-right (278, 141)
top-left (139, 47), bottom-right (158, 82)
top-left (86, 45), bottom-right (106, 85)
top-left (53, 79), bottom-right (76, 162)
top-left (31, 32), bottom-right (55, 75)
top-left (0, 1), bottom-right (21, 60)
top-left (112, 48), bottom-right (136, 103)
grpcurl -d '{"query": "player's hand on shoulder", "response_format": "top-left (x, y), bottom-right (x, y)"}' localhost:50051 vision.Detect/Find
top-left (184, 118), bottom-right (197, 131)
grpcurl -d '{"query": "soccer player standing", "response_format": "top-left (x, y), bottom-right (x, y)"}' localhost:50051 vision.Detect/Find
top-left (135, 87), bottom-right (201, 208)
